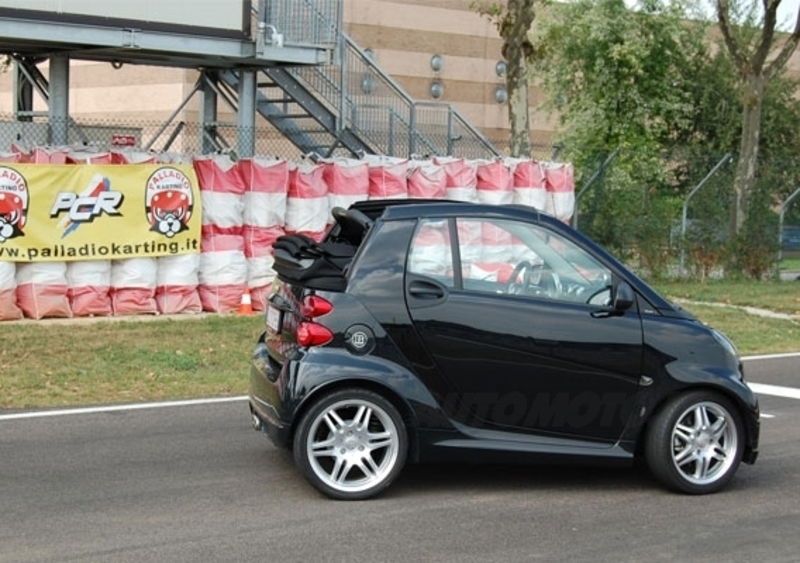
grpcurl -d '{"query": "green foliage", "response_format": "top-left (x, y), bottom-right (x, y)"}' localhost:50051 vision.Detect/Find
top-left (535, 0), bottom-right (800, 277)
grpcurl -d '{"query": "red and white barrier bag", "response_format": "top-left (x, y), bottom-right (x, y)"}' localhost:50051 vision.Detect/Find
top-left (365, 156), bottom-right (408, 199)
top-left (286, 162), bottom-right (328, 241)
top-left (435, 157), bottom-right (477, 202)
top-left (67, 260), bottom-right (112, 317)
top-left (16, 146), bottom-right (67, 164)
top-left (250, 284), bottom-right (273, 313)
top-left (245, 226), bottom-right (281, 312)
top-left (193, 155), bottom-right (245, 236)
top-left (158, 152), bottom-right (191, 164)
top-left (247, 252), bottom-right (276, 313)
top-left (0, 151), bottom-right (21, 163)
top-left (324, 158), bottom-right (369, 214)
top-left (510, 159), bottom-right (547, 211)
top-left (199, 234), bottom-right (248, 313)
top-left (0, 261), bottom-right (22, 320)
top-left (476, 160), bottom-right (513, 205)
top-left (111, 149), bottom-right (157, 165)
top-left (408, 161), bottom-right (446, 199)
top-left (15, 262), bottom-right (72, 319)
top-left (66, 150), bottom-right (112, 165)
top-left (110, 258), bottom-right (158, 315)
top-left (244, 225), bottom-right (284, 265)
top-left (244, 226), bottom-right (281, 312)
top-left (544, 162), bottom-right (576, 222)
top-left (240, 158), bottom-right (289, 231)
top-left (156, 254), bottom-right (202, 314)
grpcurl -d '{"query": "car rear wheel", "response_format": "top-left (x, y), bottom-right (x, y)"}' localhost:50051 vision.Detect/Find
top-left (645, 391), bottom-right (744, 494)
top-left (293, 388), bottom-right (407, 500)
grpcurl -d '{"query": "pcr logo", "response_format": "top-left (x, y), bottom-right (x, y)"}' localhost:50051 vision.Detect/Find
top-left (50, 174), bottom-right (123, 238)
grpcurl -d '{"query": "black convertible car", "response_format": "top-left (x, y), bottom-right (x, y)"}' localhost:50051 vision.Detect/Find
top-left (249, 200), bottom-right (759, 499)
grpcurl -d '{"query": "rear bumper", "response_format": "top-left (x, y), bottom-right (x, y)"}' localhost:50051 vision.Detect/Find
top-left (249, 341), bottom-right (292, 448)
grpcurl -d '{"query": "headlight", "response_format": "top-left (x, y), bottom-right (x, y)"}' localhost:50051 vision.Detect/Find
top-left (711, 328), bottom-right (740, 367)
top-left (711, 329), bottom-right (743, 380)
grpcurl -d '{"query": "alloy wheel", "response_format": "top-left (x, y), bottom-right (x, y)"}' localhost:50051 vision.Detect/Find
top-left (670, 401), bottom-right (737, 486)
top-left (305, 398), bottom-right (400, 494)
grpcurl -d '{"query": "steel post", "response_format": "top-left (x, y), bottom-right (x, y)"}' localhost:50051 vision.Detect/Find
top-left (201, 71), bottom-right (219, 154)
top-left (237, 70), bottom-right (257, 158)
top-left (48, 55), bottom-right (69, 145)
top-left (409, 104), bottom-right (417, 157)
top-left (446, 108), bottom-right (454, 156)
top-left (337, 30), bottom-right (347, 134)
top-left (777, 187), bottom-right (800, 278)
top-left (679, 153), bottom-right (732, 275)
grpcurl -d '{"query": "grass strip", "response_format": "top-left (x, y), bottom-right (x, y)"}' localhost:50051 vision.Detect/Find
top-left (655, 280), bottom-right (800, 315)
top-left (0, 315), bottom-right (263, 410)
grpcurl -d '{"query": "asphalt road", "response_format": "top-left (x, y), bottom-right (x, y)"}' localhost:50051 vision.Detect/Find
top-left (1, 356), bottom-right (798, 563)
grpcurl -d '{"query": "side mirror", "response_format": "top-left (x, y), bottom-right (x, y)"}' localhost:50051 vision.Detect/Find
top-left (613, 281), bottom-right (635, 312)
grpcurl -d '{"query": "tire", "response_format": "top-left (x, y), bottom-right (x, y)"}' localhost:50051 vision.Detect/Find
top-left (293, 388), bottom-right (408, 500)
top-left (645, 390), bottom-right (744, 494)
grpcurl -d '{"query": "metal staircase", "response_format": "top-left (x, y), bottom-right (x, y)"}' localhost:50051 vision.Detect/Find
top-left (2, 0), bottom-right (499, 159)
top-left (221, 1), bottom-right (500, 159)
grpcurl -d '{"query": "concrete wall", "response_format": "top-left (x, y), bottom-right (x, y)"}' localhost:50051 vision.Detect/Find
top-left (0, 0), bottom-right (798, 156)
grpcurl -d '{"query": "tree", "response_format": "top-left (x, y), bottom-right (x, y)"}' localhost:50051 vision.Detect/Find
top-left (534, 0), bottom-right (708, 261)
top-left (472, 0), bottom-right (537, 156)
top-left (717, 0), bottom-right (800, 234)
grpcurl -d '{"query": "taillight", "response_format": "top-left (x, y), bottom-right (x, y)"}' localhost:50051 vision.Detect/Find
top-left (296, 321), bottom-right (334, 347)
top-left (301, 295), bottom-right (333, 318)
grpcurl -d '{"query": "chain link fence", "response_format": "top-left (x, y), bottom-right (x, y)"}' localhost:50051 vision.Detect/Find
top-left (0, 114), bottom-right (306, 160)
top-left (569, 146), bottom-right (800, 279)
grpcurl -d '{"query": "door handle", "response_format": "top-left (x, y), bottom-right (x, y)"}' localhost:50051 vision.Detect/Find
top-left (408, 280), bottom-right (446, 299)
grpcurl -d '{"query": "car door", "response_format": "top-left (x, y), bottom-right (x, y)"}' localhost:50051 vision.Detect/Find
top-left (405, 216), bottom-right (643, 444)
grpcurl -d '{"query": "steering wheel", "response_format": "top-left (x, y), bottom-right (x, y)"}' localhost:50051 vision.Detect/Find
top-left (505, 261), bottom-right (563, 299)
top-left (535, 269), bottom-right (563, 299)
top-left (504, 260), bottom-right (535, 294)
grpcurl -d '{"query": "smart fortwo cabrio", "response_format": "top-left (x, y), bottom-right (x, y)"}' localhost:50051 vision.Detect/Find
top-left (249, 200), bottom-right (759, 500)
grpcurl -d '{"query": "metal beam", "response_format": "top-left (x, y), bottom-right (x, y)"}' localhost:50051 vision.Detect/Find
top-left (0, 18), bottom-right (329, 68)
top-left (12, 61), bottom-right (33, 121)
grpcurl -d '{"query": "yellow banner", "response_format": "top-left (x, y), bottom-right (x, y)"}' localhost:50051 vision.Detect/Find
top-left (0, 164), bottom-right (201, 262)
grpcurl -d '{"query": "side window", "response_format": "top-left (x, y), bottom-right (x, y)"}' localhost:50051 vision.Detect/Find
top-left (456, 218), bottom-right (612, 305)
top-left (407, 219), bottom-right (454, 287)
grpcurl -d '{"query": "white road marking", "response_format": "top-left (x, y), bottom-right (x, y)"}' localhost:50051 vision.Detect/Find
top-left (760, 413), bottom-right (776, 419)
top-left (748, 383), bottom-right (800, 400)
top-left (0, 395), bottom-right (249, 422)
top-left (742, 352), bottom-right (800, 361)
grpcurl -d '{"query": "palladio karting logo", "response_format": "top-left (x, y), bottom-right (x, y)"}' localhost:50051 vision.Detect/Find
top-left (145, 167), bottom-right (194, 238)
top-left (0, 166), bottom-right (29, 243)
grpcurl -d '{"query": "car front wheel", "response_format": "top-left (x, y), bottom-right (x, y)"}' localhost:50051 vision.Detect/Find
top-left (293, 388), bottom-right (407, 500)
top-left (645, 391), bottom-right (744, 494)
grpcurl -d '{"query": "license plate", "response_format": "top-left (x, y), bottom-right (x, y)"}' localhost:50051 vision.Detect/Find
top-left (266, 305), bottom-right (282, 333)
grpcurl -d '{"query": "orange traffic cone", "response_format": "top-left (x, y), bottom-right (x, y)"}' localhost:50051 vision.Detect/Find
top-left (237, 288), bottom-right (255, 315)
